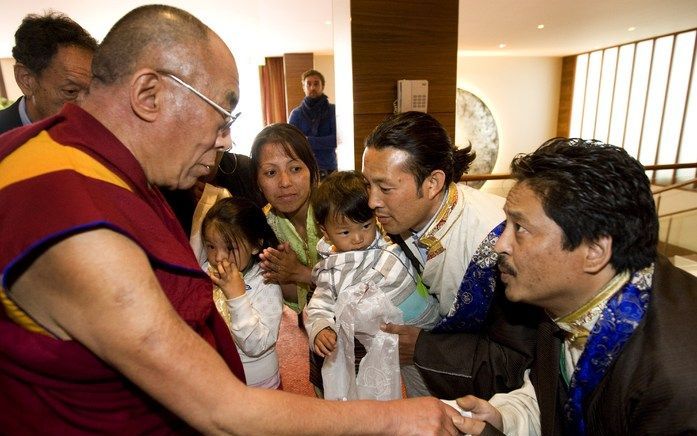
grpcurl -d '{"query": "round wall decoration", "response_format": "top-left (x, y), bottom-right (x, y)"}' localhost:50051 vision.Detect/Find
top-left (455, 88), bottom-right (499, 189)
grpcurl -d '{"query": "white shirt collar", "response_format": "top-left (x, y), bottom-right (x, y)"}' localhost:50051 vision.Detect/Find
top-left (18, 96), bottom-right (33, 126)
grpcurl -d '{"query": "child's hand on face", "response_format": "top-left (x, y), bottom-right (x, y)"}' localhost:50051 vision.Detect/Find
top-left (313, 327), bottom-right (337, 357)
top-left (209, 259), bottom-right (245, 299)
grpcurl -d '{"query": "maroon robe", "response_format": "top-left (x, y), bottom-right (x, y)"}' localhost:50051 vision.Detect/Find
top-left (0, 104), bottom-right (245, 434)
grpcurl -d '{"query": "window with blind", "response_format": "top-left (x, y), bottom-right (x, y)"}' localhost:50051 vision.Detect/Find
top-left (568, 29), bottom-right (697, 185)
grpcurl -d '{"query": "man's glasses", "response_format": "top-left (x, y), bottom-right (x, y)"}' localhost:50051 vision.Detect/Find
top-left (162, 72), bottom-right (241, 139)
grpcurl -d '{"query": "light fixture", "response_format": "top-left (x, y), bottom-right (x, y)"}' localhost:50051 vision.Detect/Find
top-left (628, 26), bottom-right (636, 31)
top-left (537, 24), bottom-right (544, 29)
top-left (325, 20), bottom-right (332, 26)
top-left (498, 43), bottom-right (507, 49)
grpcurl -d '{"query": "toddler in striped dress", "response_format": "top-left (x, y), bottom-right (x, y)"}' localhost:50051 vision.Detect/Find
top-left (305, 171), bottom-right (440, 399)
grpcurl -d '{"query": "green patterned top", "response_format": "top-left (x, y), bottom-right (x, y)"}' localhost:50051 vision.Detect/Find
top-left (264, 204), bottom-right (321, 313)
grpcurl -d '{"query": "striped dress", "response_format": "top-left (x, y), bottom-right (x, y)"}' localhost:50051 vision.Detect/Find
top-left (305, 231), bottom-right (440, 349)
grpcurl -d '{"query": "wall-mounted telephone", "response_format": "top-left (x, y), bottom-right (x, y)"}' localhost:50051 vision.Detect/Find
top-left (396, 79), bottom-right (429, 113)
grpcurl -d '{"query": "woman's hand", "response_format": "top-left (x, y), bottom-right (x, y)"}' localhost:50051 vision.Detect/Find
top-left (259, 242), bottom-right (311, 285)
top-left (209, 259), bottom-right (245, 299)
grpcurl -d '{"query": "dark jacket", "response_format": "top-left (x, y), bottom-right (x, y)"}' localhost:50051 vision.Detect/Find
top-left (0, 98), bottom-right (23, 135)
top-left (440, 257), bottom-right (697, 436)
top-left (288, 96), bottom-right (337, 171)
top-left (414, 289), bottom-right (538, 400)
top-left (532, 256), bottom-right (697, 435)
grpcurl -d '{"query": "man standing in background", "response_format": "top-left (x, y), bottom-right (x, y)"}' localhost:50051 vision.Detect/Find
top-left (0, 11), bottom-right (97, 134)
top-left (288, 69), bottom-right (337, 179)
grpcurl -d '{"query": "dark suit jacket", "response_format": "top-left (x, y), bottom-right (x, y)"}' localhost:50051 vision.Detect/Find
top-left (413, 288), bottom-right (538, 400)
top-left (532, 256), bottom-right (697, 435)
top-left (0, 98), bottom-right (23, 135)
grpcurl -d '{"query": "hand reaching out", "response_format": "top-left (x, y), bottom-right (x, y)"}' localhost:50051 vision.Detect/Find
top-left (313, 327), bottom-right (337, 357)
top-left (380, 323), bottom-right (422, 365)
top-left (388, 397), bottom-right (464, 436)
top-left (450, 395), bottom-right (504, 435)
top-left (208, 259), bottom-right (245, 299)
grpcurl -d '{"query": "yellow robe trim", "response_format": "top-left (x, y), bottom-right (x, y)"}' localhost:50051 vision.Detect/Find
top-left (0, 288), bottom-right (50, 336)
top-left (0, 131), bottom-right (131, 192)
top-left (0, 131), bottom-right (132, 335)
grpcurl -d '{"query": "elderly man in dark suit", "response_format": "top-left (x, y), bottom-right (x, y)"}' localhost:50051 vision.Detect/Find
top-left (0, 11), bottom-right (97, 134)
top-left (453, 138), bottom-right (697, 435)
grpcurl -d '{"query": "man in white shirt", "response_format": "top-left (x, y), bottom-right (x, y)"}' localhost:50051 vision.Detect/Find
top-left (362, 112), bottom-right (536, 398)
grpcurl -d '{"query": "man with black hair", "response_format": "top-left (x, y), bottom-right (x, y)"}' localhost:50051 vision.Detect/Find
top-left (363, 111), bottom-right (536, 398)
top-left (0, 11), bottom-right (97, 134)
top-left (288, 69), bottom-right (337, 179)
top-left (453, 138), bottom-right (697, 435)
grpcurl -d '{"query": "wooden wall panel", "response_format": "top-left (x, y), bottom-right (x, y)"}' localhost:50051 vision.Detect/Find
top-left (354, 112), bottom-right (456, 169)
top-left (556, 55), bottom-right (576, 137)
top-left (283, 52), bottom-right (314, 119)
top-left (350, 0), bottom-right (459, 168)
top-left (353, 113), bottom-right (392, 167)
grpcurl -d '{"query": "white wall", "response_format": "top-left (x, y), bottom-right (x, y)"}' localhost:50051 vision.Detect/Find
top-left (330, 0), bottom-right (355, 171)
top-left (1, 58), bottom-right (20, 100)
top-left (312, 54), bottom-right (335, 103)
top-left (656, 187), bottom-right (697, 253)
top-left (457, 55), bottom-right (562, 196)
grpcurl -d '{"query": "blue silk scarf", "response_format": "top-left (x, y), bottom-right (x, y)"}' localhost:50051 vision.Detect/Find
top-left (564, 264), bottom-right (653, 435)
top-left (432, 221), bottom-right (505, 333)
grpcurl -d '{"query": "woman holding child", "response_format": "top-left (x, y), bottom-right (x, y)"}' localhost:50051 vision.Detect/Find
top-left (250, 123), bottom-right (321, 314)
top-left (251, 123), bottom-right (326, 393)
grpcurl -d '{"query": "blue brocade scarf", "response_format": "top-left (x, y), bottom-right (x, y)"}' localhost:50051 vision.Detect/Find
top-left (564, 264), bottom-right (654, 435)
top-left (432, 221), bottom-right (505, 333)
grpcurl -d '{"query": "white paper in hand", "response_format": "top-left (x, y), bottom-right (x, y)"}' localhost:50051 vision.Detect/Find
top-left (440, 399), bottom-right (473, 418)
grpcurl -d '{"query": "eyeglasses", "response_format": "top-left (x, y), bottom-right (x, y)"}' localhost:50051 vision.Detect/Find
top-left (162, 72), bottom-right (241, 137)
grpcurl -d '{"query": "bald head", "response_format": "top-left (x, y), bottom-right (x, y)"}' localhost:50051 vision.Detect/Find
top-left (91, 5), bottom-right (210, 86)
top-left (82, 5), bottom-right (239, 190)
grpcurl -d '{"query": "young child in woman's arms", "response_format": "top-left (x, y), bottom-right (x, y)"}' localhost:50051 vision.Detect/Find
top-left (305, 171), bottom-right (440, 398)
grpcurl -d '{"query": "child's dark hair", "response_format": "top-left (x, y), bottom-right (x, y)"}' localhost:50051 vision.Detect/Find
top-left (311, 170), bottom-right (374, 226)
top-left (201, 197), bottom-right (279, 264)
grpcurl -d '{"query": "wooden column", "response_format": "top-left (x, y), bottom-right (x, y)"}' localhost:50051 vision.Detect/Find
top-left (350, 0), bottom-right (459, 169)
top-left (283, 52), bottom-right (314, 119)
top-left (556, 55), bottom-right (577, 137)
